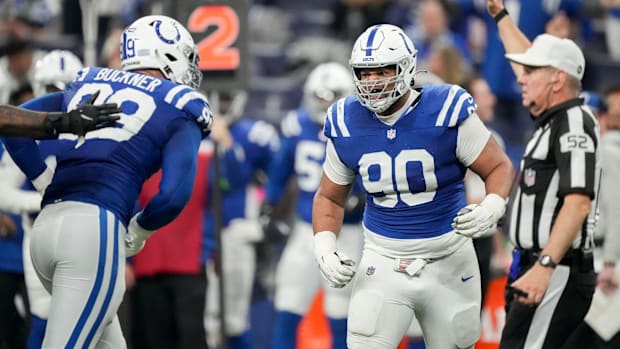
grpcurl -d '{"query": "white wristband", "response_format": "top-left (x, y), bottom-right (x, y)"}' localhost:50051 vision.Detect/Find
top-left (480, 193), bottom-right (507, 222)
top-left (129, 214), bottom-right (155, 240)
top-left (32, 166), bottom-right (54, 193)
top-left (313, 230), bottom-right (337, 261)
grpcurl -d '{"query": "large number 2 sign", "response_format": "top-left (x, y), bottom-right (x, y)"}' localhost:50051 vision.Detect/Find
top-left (359, 150), bottom-right (438, 208)
top-left (188, 6), bottom-right (240, 71)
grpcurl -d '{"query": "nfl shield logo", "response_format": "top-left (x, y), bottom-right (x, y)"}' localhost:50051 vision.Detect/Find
top-left (387, 128), bottom-right (396, 140)
top-left (366, 266), bottom-right (376, 276)
top-left (524, 168), bottom-right (536, 187)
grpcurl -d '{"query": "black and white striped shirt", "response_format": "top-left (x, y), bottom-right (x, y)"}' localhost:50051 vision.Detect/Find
top-left (506, 98), bottom-right (600, 251)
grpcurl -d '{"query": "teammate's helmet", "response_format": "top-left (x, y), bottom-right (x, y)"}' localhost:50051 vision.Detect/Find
top-left (303, 62), bottom-right (354, 125)
top-left (349, 24), bottom-right (417, 113)
top-left (212, 90), bottom-right (248, 124)
top-left (121, 15), bottom-right (202, 89)
top-left (32, 50), bottom-right (83, 97)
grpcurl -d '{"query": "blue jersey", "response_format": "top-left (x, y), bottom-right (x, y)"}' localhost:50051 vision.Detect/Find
top-left (3, 67), bottom-right (208, 229)
top-left (325, 85), bottom-right (476, 239)
top-left (265, 109), bottom-right (327, 224)
top-left (203, 119), bottom-right (278, 261)
top-left (206, 119), bottom-right (278, 225)
top-left (265, 109), bottom-right (364, 224)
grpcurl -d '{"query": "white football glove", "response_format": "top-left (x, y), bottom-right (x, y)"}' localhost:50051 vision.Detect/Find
top-left (125, 214), bottom-right (155, 257)
top-left (452, 193), bottom-right (506, 238)
top-left (313, 231), bottom-right (357, 288)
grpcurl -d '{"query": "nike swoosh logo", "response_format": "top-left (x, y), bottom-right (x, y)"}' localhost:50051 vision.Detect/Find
top-left (461, 275), bottom-right (474, 282)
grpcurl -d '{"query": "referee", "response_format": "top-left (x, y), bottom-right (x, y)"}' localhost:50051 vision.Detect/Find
top-left (488, 1), bottom-right (600, 348)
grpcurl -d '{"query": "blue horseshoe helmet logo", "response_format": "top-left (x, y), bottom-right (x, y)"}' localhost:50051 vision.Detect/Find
top-left (154, 20), bottom-right (181, 44)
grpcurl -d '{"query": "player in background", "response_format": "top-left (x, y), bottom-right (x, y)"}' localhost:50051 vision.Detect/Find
top-left (202, 90), bottom-right (279, 349)
top-left (1, 15), bottom-right (213, 348)
top-left (312, 24), bottom-right (514, 348)
top-left (263, 62), bottom-right (364, 349)
top-left (0, 49), bottom-right (84, 349)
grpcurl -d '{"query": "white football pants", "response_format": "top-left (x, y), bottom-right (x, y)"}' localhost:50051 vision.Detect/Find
top-left (31, 201), bottom-right (127, 349)
top-left (347, 240), bottom-right (481, 349)
top-left (274, 221), bottom-right (364, 318)
top-left (205, 219), bottom-right (262, 338)
top-left (22, 216), bottom-right (50, 319)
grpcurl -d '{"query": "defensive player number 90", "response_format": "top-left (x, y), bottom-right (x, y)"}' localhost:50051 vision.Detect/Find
top-left (359, 149), bottom-right (438, 208)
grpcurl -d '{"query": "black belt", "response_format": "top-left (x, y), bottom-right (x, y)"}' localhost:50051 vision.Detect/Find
top-left (517, 248), bottom-right (593, 272)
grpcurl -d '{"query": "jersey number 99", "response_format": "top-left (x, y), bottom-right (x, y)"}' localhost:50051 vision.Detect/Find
top-left (65, 83), bottom-right (156, 142)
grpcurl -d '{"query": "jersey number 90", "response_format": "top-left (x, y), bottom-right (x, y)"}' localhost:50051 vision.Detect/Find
top-left (359, 150), bottom-right (438, 208)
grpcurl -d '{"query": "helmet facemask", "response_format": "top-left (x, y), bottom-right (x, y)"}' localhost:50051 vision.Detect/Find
top-left (349, 24), bottom-right (417, 114)
top-left (174, 42), bottom-right (202, 89)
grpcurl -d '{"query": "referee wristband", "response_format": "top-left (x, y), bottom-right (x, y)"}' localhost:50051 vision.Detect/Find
top-left (494, 8), bottom-right (509, 23)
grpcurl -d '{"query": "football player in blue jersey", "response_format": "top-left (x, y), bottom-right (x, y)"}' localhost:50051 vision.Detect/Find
top-left (0, 49), bottom-right (86, 349)
top-left (203, 90), bottom-right (279, 349)
top-left (312, 24), bottom-right (514, 349)
top-left (264, 62), bottom-right (364, 349)
top-left (1, 15), bottom-right (213, 349)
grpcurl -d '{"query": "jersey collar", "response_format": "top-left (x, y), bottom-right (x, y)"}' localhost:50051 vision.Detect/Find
top-left (534, 97), bottom-right (584, 127)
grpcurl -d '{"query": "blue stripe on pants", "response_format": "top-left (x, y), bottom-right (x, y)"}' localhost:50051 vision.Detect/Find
top-left (65, 208), bottom-right (108, 348)
top-left (84, 214), bottom-right (120, 347)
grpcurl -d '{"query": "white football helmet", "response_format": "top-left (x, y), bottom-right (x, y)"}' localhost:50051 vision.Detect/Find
top-left (121, 15), bottom-right (202, 89)
top-left (32, 50), bottom-right (83, 97)
top-left (349, 24), bottom-right (417, 113)
top-left (211, 90), bottom-right (248, 124)
top-left (303, 62), bottom-right (354, 125)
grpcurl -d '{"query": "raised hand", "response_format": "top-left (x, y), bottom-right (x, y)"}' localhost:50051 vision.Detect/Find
top-left (45, 90), bottom-right (122, 137)
top-left (487, 0), bottom-right (505, 17)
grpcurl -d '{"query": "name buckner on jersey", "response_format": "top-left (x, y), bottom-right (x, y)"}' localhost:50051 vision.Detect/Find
top-left (92, 68), bottom-right (162, 92)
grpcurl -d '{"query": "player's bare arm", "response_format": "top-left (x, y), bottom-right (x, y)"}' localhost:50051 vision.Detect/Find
top-left (468, 135), bottom-right (514, 199)
top-left (312, 173), bottom-right (357, 289)
top-left (0, 91), bottom-right (121, 138)
top-left (453, 127), bottom-right (514, 238)
top-left (312, 174), bottom-right (351, 235)
top-left (0, 105), bottom-right (50, 138)
top-left (510, 193), bottom-right (591, 305)
top-left (487, 0), bottom-right (531, 77)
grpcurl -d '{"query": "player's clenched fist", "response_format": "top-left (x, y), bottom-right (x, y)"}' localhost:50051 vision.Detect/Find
top-left (452, 193), bottom-right (506, 238)
top-left (313, 231), bottom-right (357, 288)
top-left (44, 90), bottom-right (121, 137)
top-left (125, 213), bottom-right (155, 257)
top-left (487, 0), bottom-right (506, 17)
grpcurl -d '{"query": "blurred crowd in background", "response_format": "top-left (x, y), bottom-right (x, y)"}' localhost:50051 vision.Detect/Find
top-left (2, 0), bottom-right (620, 348)
top-left (2, 0), bottom-right (620, 158)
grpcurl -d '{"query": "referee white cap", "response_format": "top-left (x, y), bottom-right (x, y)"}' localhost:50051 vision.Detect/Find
top-left (505, 34), bottom-right (585, 81)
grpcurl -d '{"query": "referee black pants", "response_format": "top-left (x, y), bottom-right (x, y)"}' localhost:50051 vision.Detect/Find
top-left (131, 272), bottom-right (208, 349)
top-left (500, 256), bottom-right (595, 349)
